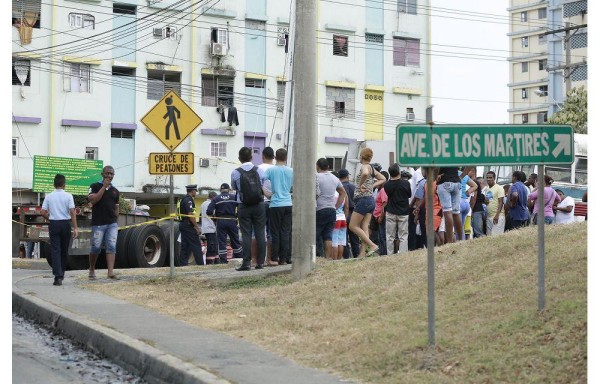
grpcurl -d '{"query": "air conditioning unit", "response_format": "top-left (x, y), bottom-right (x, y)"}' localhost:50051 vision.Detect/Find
top-left (211, 42), bottom-right (225, 56)
top-left (199, 158), bottom-right (209, 168)
top-left (406, 112), bottom-right (415, 121)
top-left (153, 28), bottom-right (163, 37)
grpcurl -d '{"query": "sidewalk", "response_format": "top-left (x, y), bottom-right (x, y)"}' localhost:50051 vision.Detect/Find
top-left (12, 264), bottom-right (354, 384)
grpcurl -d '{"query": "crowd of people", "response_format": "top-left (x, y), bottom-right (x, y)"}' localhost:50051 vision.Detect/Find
top-left (37, 147), bottom-right (582, 285)
top-left (180, 146), bottom-right (583, 266)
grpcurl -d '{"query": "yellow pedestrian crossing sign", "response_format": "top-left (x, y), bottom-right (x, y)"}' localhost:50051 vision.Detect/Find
top-left (140, 90), bottom-right (203, 152)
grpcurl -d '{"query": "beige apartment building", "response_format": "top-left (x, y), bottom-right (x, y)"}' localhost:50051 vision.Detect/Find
top-left (507, 0), bottom-right (587, 124)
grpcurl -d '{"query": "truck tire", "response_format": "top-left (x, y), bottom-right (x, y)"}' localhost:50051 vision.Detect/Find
top-left (67, 254), bottom-right (89, 270)
top-left (161, 224), bottom-right (180, 267)
top-left (41, 241), bottom-right (52, 268)
top-left (127, 225), bottom-right (166, 268)
top-left (115, 228), bottom-right (133, 268)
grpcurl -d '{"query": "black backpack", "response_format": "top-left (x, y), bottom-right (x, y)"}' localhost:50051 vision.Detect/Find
top-left (236, 166), bottom-right (264, 205)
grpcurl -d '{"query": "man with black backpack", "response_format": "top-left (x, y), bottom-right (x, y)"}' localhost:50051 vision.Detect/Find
top-left (231, 147), bottom-right (267, 271)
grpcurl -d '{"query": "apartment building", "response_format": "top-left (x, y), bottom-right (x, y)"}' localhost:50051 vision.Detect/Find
top-left (12, 0), bottom-right (431, 206)
top-left (507, 0), bottom-right (587, 125)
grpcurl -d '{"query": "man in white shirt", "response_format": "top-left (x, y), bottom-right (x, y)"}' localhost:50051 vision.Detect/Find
top-left (554, 189), bottom-right (575, 224)
top-left (41, 174), bottom-right (79, 286)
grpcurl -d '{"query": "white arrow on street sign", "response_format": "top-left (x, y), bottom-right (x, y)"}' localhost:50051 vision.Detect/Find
top-left (552, 134), bottom-right (572, 158)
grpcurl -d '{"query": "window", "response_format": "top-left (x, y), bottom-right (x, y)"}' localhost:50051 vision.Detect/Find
top-left (326, 157), bottom-right (343, 171)
top-left (521, 37), bottom-right (529, 47)
top-left (113, 3), bottom-right (136, 14)
top-left (64, 63), bottom-right (91, 93)
top-left (537, 111), bottom-right (548, 124)
top-left (12, 138), bottom-right (18, 157)
top-left (538, 85), bottom-right (548, 96)
top-left (210, 141), bottom-right (226, 157)
top-left (69, 13), bottom-right (94, 29)
top-left (153, 26), bottom-right (177, 40)
top-left (539, 59), bottom-right (547, 71)
top-left (333, 35), bottom-right (348, 57)
top-left (147, 69), bottom-right (181, 100)
top-left (276, 81), bottom-right (286, 112)
top-left (393, 37), bottom-right (420, 66)
top-left (111, 129), bottom-right (134, 139)
top-left (522, 114), bottom-right (529, 124)
top-left (211, 27), bottom-right (228, 45)
top-left (112, 66), bottom-right (135, 77)
top-left (326, 86), bottom-right (355, 118)
top-left (85, 147), bottom-right (98, 160)
top-left (521, 88), bottom-right (528, 99)
top-left (538, 8), bottom-right (547, 19)
top-left (538, 34), bottom-right (547, 45)
top-left (201, 75), bottom-right (234, 107)
top-left (12, 0), bottom-right (41, 29)
top-left (245, 79), bottom-right (265, 88)
top-left (398, 0), bottom-right (417, 14)
top-left (521, 62), bottom-right (528, 73)
top-left (520, 11), bottom-right (527, 22)
top-left (574, 157), bottom-right (587, 185)
top-left (12, 58), bottom-right (30, 86)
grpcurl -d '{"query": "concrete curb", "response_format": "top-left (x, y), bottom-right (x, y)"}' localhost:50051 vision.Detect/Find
top-left (12, 287), bottom-right (231, 384)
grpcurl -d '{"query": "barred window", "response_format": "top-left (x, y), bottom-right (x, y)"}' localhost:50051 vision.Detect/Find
top-left (147, 70), bottom-right (181, 100)
top-left (210, 141), bottom-right (226, 157)
top-left (571, 63), bottom-right (587, 82)
top-left (333, 35), bottom-right (348, 57)
top-left (12, 0), bottom-right (41, 29)
top-left (202, 75), bottom-right (234, 107)
top-left (12, 58), bottom-right (30, 86)
top-left (563, 0), bottom-right (587, 18)
top-left (570, 32), bottom-right (587, 49)
top-left (111, 129), bottom-right (134, 139)
top-left (365, 33), bottom-right (383, 44)
top-left (393, 37), bottom-right (420, 67)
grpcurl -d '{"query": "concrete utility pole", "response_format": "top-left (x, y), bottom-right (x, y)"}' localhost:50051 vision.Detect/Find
top-left (291, 0), bottom-right (317, 280)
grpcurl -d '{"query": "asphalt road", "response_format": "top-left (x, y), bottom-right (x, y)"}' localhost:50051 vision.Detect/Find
top-left (12, 314), bottom-right (146, 384)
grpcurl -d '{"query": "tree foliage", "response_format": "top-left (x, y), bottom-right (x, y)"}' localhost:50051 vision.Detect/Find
top-left (548, 86), bottom-right (587, 134)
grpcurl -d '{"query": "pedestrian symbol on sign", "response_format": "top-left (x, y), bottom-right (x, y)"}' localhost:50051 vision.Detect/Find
top-left (163, 96), bottom-right (181, 140)
top-left (140, 90), bottom-right (203, 152)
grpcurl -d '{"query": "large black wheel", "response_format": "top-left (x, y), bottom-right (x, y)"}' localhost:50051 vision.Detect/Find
top-left (41, 241), bottom-right (52, 268)
top-left (115, 228), bottom-right (132, 268)
top-left (66, 254), bottom-right (89, 270)
top-left (161, 224), bottom-right (180, 267)
top-left (127, 225), bottom-right (167, 268)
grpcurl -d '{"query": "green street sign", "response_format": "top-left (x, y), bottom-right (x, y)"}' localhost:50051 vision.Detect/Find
top-left (33, 155), bottom-right (104, 195)
top-left (396, 124), bottom-right (574, 166)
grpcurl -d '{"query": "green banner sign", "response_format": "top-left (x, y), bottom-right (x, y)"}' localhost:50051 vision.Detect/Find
top-left (396, 124), bottom-right (574, 166)
top-left (33, 156), bottom-right (103, 195)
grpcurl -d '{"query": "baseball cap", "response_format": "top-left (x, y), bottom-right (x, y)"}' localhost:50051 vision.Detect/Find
top-left (185, 184), bottom-right (198, 191)
top-left (220, 183), bottom-right (230, 190)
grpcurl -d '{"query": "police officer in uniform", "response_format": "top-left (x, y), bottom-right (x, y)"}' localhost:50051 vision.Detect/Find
top-left (178, 184), bottom-right (204, 266)
top-left (207, 183), bottom-right (242, 264)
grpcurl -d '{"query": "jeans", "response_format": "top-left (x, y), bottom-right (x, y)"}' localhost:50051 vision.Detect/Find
top-left (386, 213), bottom-right (409, 254)
top-left (269, 205), bottom-right (292, 263)
top-left (238, 202), bottom-right (266, 266)
top-left (460, 198), bottom-right (471, 240)
top-left (472, 211), bottom-right (485, 238)
top-left (91, 222), bottom-right (118, 254)
top-left (437, 182), bottom-right (462, 214)
top-left (315, 208), bottom-right (336, 256)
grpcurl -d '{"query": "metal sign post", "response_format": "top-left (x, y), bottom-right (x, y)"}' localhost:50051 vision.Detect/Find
top-left (169, 174), bottom-right (175, 279)
top-left (426, 167), bottom-right (436, 346)
top-left (537, 164), bottom-right (545, 311)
